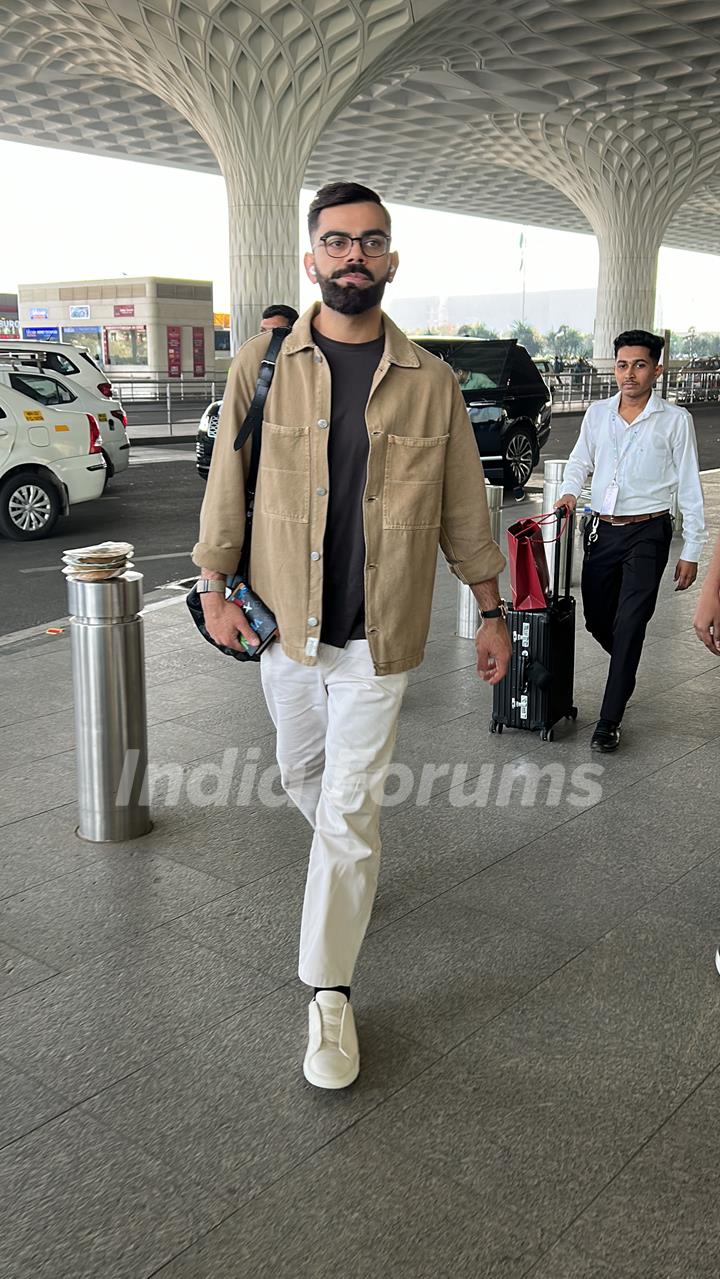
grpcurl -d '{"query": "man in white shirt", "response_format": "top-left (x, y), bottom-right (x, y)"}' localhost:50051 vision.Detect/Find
top-left (556, 329), bottom-right (706, 752)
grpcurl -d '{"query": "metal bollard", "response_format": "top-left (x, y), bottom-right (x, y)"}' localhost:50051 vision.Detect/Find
top-left (541, 459), bottom-right (585, 590)
top-left (68, 571), bottom-right (152, 842)
top-left (456, 482), bottom-right (503, 637)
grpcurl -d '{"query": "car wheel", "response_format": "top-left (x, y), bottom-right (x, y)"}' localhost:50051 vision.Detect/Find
top-left (0, 471), bottom-right (62, 540)
top-left (503, 428), bottom-right (535, 489)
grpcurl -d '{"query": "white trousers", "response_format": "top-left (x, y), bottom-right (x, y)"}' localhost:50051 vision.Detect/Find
top-left (260, 640), bottom-right (408, 988)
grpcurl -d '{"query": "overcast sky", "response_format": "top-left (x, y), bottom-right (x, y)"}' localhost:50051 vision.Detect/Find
top-left (1, 139), bottom-right (719, 332)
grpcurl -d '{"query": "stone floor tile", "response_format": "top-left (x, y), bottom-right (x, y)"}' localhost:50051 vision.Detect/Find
top-left (0, 851), bottom-right (233, 969)
top-left (0, 931), bottom-right (277, 1102)
top-left (83, 983), bottom-right (439, 1222)
top-left (151, 1114), bottom-right (497, 1279)
top-left (0, 1057), bottom-right (71, 1150)
top-left (0, 940), bottom-right (57, 999)
top-left (357, 894), bottom-right (577, 1051)
top-left (0, 804), bottom-right (104, 899)
top-left (455, 771), bottom-right (718, 946)
top-left (0, 1109), bottom-right (207, 1279)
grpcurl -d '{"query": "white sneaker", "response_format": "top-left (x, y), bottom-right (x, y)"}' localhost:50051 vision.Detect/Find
top-left (303, 991), bottom-right (360, 1090)
top-left (715, 948), bottom-right (720, 977)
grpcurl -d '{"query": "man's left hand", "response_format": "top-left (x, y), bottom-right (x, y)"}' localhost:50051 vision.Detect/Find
top-left (475, 619), bottom-right (512, 685)
top-left (674, 559), bottom-right (698, 591)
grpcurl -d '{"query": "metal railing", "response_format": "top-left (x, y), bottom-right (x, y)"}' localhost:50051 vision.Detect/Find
top-left (549, 368), bottom-right (720, 411)
top-left (110, 372), bottom-right (228, 404)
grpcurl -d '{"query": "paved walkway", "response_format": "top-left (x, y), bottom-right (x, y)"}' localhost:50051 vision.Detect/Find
top-left (1, 482), bottom-right (720, 1278)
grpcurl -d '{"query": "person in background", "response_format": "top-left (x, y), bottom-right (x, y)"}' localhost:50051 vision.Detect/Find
top-left (694, 529), bottom-right (720, 654)
top-left (555, 328), bottom-right (706, 752)
top-left (260, 304), bottom-right (299, 331)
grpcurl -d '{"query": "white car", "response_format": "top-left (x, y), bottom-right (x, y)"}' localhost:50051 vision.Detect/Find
top-left (2, 339), bottom-right (114, 401)
top-left (0, 381), bottom-right (106, 539)
top-left (0, 362), bottom-right (130, 481)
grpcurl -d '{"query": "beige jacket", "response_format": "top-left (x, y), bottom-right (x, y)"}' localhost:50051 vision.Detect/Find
top-left (193, 304), bottom-right (505, 674)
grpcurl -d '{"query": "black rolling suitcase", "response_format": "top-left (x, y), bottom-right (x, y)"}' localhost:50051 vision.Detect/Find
top-left (491, 508), bottom-right (577, 743)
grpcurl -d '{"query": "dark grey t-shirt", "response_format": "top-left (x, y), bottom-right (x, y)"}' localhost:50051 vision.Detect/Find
top-left (312, 327), bottom-right (384, 648)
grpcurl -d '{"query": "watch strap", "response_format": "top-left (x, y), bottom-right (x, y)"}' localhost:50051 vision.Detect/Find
top-left (197, 579), bottom-right (226, 594)
top-left (480, 601), bottom-right (507, 619)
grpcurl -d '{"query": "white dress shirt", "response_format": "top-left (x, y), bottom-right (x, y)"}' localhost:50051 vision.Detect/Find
top-left (562, 390), bottom-right (707, 562)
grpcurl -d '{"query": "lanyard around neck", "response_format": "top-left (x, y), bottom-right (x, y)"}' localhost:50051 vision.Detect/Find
top-left (611, 410), bottom-right (644, 483)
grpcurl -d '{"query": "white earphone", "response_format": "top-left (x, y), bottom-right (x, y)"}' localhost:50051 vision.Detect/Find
top-left (310, 265), bottom-right (317, 277)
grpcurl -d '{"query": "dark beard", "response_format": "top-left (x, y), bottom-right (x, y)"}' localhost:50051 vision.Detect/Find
top-left (318, 272), bottom-right (387, 316)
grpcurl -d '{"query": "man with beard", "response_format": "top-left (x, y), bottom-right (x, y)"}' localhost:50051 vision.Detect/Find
top-left (193, 182), bottom-right (509, 1089)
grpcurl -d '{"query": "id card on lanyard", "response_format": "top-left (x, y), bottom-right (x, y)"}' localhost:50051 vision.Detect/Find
top-left (605, 413), bottom-right (642, 514)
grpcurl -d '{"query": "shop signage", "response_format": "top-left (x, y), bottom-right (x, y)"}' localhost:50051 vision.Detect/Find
top-left (167, 325), bottom-right (182, 378)
top-left (114, 304), bottom-right (135, 318)
top-left (23, 326), bottom-right (60, 341)
top-left (29, 307), bottom-right (48, 321)
top-left (192, 326), bottom-right (205, 377)
top-left (69, 305), bottom-right (91, 320)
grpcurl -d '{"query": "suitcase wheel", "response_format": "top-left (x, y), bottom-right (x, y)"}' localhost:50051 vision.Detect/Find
top-left (540, 727), bottom-right (555, 742)
top-left (489, 719), bottom-right (503, 735)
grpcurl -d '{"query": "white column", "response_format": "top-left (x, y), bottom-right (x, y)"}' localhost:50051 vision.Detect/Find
top-left (593, 226), bottom-right (661, 359)
top-left (226, 185), bottom-right (300, 350)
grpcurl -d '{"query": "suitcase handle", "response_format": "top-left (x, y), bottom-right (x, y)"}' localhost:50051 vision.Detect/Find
top-left (552, 505), bottom-right (575, 601)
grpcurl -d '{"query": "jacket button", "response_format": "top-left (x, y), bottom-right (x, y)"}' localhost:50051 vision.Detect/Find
top-left (307, 616), bottom-right (318, 627)
top-left (316, 487), bottom-right (327, 496)
top-left (315, 353), bottom-right (322, 363)
top-left (310, 551), bottom-right (321, 561)
top-left (317, 418), bottom-right (328, 428)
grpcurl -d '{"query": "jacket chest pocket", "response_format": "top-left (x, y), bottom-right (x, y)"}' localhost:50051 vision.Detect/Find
top-left (257, 421), bottom-right (310, 522)
top-left (382, 433), bottom-right (449, 530)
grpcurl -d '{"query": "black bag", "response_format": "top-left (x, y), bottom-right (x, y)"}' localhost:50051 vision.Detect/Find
top-left (490, 508), bottom-right (578, 742)
top-left (186, 325), bottom-right (290, 662)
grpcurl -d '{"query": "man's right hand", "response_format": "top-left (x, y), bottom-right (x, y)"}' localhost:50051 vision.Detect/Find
top-left (553, 494), bottom-right (577, 513)
top-left (201, 595), bottom-right (259, 653)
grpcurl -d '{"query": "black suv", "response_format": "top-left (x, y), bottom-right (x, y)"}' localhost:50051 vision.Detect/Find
top-left (414, 337), bottom-right (551, 487)
top-left (196, 336), bottom-right (551, 487)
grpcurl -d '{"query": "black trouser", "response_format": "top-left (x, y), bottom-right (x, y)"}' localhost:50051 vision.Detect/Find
top-left (581, 514), bottom-right (672, 723)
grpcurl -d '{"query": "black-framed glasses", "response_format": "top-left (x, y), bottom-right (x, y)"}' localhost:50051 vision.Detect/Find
top-left (315, 232), bottom-right (391, 258)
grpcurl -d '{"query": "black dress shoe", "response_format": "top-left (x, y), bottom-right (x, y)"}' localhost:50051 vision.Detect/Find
top-left (591, 719), bottom-right (621, 752)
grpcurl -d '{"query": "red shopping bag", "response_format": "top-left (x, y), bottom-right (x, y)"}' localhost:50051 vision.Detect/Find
top-left (507, 516), bottom-right (551, 610)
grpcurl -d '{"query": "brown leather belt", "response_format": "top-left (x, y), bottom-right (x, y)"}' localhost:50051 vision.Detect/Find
top-left (596, 510), bottom-right (669, 526)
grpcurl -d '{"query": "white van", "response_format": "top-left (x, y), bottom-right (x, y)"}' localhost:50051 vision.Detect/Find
top-left (0, 381), bottom-right (106, 539)
top-left (0, 359), bottom-right (130, 481)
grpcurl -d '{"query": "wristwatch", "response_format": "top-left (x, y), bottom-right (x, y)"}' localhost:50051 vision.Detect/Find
top-left (480, 600), bottom-right (508, 620)
top-left (196, 578), bottom-right (226, 594)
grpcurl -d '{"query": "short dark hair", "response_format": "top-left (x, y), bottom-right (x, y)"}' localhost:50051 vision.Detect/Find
top-left (308, 181), bottom-right (391, 238)
top-left (261, 304), bottom-right (298, 325)
top-left (614, 329), bottom-right (664, 364)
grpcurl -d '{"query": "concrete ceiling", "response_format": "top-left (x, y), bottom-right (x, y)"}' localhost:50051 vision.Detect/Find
top-left (1, 1), bottom-right (720, 254)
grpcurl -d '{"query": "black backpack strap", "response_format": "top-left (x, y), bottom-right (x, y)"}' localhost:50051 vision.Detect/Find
top-left (233, 325), bottom-right (290, 453)
top-left (233, 324), bottom-right (291, 580)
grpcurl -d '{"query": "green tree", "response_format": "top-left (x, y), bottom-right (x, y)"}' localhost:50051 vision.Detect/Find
top-left (543, 324), bottom-right (587, 358)
top-left (509, 320), bottom-right (542, 355)
top-left (456, 321), bottom-right (499, 339)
